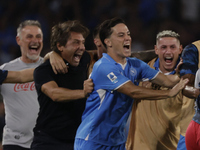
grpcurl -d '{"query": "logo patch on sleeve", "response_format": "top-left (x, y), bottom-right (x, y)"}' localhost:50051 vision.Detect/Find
top-left (130, 67), bottom-right (137, 76)
top-left (107, 72), bottom-right (118, 83)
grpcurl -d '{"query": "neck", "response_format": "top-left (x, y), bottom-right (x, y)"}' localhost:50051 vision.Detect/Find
top-left (107, 52), bottom-right (126, 64)
top-left (159, 68), bottom-right (173, 74)
top-left (97, 49), bottom-right (103, 59)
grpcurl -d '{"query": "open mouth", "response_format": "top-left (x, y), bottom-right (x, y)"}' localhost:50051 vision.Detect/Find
top-left (74, 53), bottom-right (82, 62)
top-left (29, 45), bottom-right (40, 51)
top-left (123, 44), bottom-right (130, 49)
top-left (165, 56), bottom-right (173, 64)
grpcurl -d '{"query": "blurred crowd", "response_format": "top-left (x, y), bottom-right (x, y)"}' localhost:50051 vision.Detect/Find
top-left (0, 0), bottom-right (200, 65)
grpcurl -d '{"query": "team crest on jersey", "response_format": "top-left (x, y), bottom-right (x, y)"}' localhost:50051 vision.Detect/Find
top-left (107, 72), bottom-right (118, 83)
top-left (130, 67), bottom-right (137, 76)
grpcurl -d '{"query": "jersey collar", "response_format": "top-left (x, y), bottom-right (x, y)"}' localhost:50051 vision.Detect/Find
top-left (103, 53), bottom-right (128, 65)
top-left (153, 57), bottom-right (180, 75)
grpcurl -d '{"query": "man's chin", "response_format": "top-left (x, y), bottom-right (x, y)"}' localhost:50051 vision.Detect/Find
top-left (71, 61), bottom-right (80, 67)
top-left (27, 54), bottom-right (40, 61)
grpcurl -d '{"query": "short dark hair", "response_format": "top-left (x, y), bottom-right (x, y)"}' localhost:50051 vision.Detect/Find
top-left (99, 17), bottom-right (125, 48)
top-left (50, 20), bottom-right (89, 54)
top-left (93, 24), bottom-right (101, 39)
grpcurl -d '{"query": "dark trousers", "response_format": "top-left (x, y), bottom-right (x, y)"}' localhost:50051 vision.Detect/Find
top-left (3, 145), bottom-right (30, 150)
top-left (31, 131), bottom-right (74, 150)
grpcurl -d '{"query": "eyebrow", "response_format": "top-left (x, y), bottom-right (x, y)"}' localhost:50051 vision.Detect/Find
top-left (73, 39), bottom-right (85, 43)
top-left (117, 30), bottom-right (130, 33)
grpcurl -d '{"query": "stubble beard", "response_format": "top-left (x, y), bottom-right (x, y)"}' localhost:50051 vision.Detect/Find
top-left (27, 53), bottom-right (40, 61)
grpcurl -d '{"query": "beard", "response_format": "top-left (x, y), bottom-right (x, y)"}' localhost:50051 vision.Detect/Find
top-left (27, 53), bottom-right (40, 61)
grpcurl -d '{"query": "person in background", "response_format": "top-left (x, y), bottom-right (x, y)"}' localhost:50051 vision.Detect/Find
top-left (0, 19), bottom-right (64, 150)
top-left (185, 68), bottom-right (200, 150)
top-left (0, 20), bottom-right (44, 150)
top-left (0, 68), bottom-right (35, 150)
top-left (183, 40), bottom-right (200, 149)
top-left (31, 20), bottom-right (93, 150)
top-left (126, 30), bottom-right (195, 150)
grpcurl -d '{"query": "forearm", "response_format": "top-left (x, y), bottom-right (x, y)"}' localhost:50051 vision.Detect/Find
top-left (128, 87), bottom-right (170, 100)
top-left (43, 51), bottom-right (51, 62)
top-left (118, 78), bottom-right (188, 100)
top-left (152, 73), bottom-right (179, 88)
top-left (19, 68), bottom-right (34, 83)
top-left (166, 74), bottom-right (180, 86)
top-left (43, 87), bottom-right (86, 102)
top-left (41, 79), bottom-right (93, 102)
top-left (183, 85), bottom-right (199, 98)
top-left (3, 68), bottom-right (34, 83)
top-left (117, 81), bottom-right (170, 100)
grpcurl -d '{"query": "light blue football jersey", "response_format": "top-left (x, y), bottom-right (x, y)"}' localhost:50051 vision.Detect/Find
top-left (75, 53), bottom-right (159, 146)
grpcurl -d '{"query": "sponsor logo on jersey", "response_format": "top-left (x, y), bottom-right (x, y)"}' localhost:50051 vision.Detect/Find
top-left (107, 72), bottom-right (118, 83)
top-left (14, 82), bottom-right (35, 92)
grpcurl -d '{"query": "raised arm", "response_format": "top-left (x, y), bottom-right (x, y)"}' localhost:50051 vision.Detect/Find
top-left (3, 68), bottom-right (34, 83)
top-left (44, 51), bottom-right (68, 74)
top-left (41, 78), bottom-right (93, 102)
top-left (181, 74), bottom-right (200, 98)
top-left (151, 73), bottom-right (180, 88)
top-left (117, 78), bottom-right (188, 100)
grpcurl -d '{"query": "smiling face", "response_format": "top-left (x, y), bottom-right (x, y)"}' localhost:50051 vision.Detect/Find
top-left (16, 25), bottom-right (43, 63)
top-left (106, 23), bottom-right (132, 63)
top-left (155, 37), bottom-right (182, 73)
top-left (58, 32), bottom-right (85, 67)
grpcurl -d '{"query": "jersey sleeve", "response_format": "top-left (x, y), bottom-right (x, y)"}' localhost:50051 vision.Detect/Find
top-left (91, 63), bottom-right (130, 91)
top-left (0, 69), bottom-right (8, 84)
top-left (180, 44), bottom-right (199, 76)
top-left (141, 59), bottom-right (158, 80)
top-left (131, 58), bottom-right (159, 82)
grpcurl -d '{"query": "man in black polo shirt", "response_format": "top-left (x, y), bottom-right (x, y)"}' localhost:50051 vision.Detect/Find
top-left (31, 20), bottom-right (93, 150)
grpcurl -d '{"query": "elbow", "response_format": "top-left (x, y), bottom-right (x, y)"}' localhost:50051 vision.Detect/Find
top-left (129, 91), bottom-right (141, 99)
top-left (162, 80), bottom-right (174, 88)
top-left (51, 94), bottom-right (59, 102)
top-left (192, 89), bottom-right (200, 98)
top-left (47, 91), bottom-right (60, 102)
top-left (183, 88), bottom-right (199, 99)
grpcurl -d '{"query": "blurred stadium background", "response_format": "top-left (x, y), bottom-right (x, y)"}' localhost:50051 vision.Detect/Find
top-left (0, 0), bottom-right (200, 65)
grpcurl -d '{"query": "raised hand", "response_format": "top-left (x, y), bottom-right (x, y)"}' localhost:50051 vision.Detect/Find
top-left (44, 51), bottom-right (68, 74)
top-left (83, 78), bottom-right (94, 97)
top-left (168, 78), bottom-right (189, 97)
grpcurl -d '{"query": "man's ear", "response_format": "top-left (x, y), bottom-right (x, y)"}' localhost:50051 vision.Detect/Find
top-left (57, 43), bottom-right (63, 52)
top-left (154, 45), bottom-right (158, 55)
top-left (104, 38), bottom-right (111, 47)
top-left (16, 36), bottom-right (21, 46)
top-left (94, 38), bottom-right (99, 47)
top-left (179, 45), bottom-right (183, 54)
